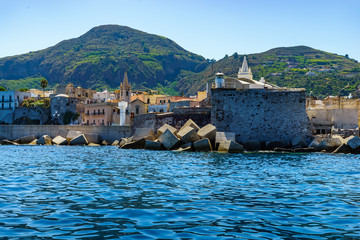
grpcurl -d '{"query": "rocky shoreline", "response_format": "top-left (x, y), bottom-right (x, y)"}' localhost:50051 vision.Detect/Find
top-left (1, 119), bottom-right (360, 154)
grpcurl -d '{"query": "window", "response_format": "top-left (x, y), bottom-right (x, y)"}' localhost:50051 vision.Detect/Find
top-left (93, 110), bottom-right (96, 115)
top-left (1, 96), bottom-right (4, 102)
top-left (147, 99), bottom-right (150, 104)
top-left (93, 120), bottom-right (95, 125)
top-left (9, 103), bottom-right (11, 109)
top-left (117, 109), bottom-right (120, 114)
top-left (1, 103), bottom-right (3, 109)
top-left (102, 109), bottom-right (105, 115)
top-left (126, 91), bottom-right (129, 96)
top-left (160, 109), bottom-right (163, 113)
top-left (98, 109), bottom-right (100, 115)
top-left (168, 100), bottom-right (170, 103)
top-left (102, 119), bottom-right (104, 125)
top-left (9, 95), bottom-right (12, 102)
top-left (87, 120), bottom-right (89, 125)
top-left (136, 105), bottom-right (140, 114)
top-left (87, 110), bottom-right (89, 115)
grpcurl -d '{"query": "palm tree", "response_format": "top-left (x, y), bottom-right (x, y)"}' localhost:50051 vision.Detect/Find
top-left (40, 78), bottom-right (48, 97)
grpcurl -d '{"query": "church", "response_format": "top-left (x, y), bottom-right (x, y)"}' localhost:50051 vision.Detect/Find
top-left (211, 56), bottom-right (313, 148)
top-left (214, 56), bottom-right (279, 90)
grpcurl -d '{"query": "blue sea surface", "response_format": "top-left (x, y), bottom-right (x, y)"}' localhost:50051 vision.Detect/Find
top-left (0, 145), bottom-right (359, 239)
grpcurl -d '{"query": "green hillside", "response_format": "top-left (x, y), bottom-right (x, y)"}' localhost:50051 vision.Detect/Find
top-left (1, 26), bottom-right (359, 99)
top-left (177, 46), bottom-right (360, 98)
top-left (0, 25), bottom-right (208, 92)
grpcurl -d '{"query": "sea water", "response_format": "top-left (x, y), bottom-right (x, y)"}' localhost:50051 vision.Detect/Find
top-left (0, 145), bottom-right (359, 239)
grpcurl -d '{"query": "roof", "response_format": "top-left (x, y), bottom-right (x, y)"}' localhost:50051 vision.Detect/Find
top-left (131, 98), bottom-right (146, 104)
top-left (55, 94), bottom-right (69, 98)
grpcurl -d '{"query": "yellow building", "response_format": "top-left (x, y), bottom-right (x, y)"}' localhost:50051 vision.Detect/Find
top-left (83, 102), bottom-right (119, 126)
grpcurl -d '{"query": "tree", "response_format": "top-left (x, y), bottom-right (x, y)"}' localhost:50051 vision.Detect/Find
top-left (0, 86), bottom-right (6, 91)
top-left (233, 52), bottom-right (238, 59)
top-left (40, 78), bottom-right (48, 97)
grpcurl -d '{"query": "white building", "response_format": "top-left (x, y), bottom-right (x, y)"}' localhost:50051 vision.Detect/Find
top-left (213, 57), bottom-right (280, 90)
top-left (93, 90), bottom-right (112, 102)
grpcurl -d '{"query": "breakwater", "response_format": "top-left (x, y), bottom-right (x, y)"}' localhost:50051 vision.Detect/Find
top-left (0, 125), bottom-right (131, 142)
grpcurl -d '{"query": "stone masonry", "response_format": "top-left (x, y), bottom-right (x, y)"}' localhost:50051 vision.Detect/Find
top-left (211, 89), bottom-right (313, 143)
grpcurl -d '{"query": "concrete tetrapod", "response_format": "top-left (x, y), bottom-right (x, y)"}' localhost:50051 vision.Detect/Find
top-left (145, 140), bottom-right (162, 150)
top-left (179, 119), bottom-right (200, 132)
top-left (218, 140), bottom-right (244, 153)
top-left (157, 124), bottom-right (178, 137)
top-left (177, 126), bottom-right (200, 143)
top-left (20, 135), bottom-right (36, 144)
top-left (158, 129), bottom-right (180, 150)
top-left (194, 138), bottom-right (212, 152)
top-left (197, 124), bottom-right (217, 141)
top-left (121, 138), bottom-right (146, 149)
top-left (36, 135), bottom-right (52, 145)
top-left (70, 134), bottom-right (89, 145)
top-left (52, 136), bottom-right (68, 145)
top-left (346, 136), bottom-right (360, 151)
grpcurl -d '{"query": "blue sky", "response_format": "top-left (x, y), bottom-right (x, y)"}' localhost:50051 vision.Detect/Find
top-left (0, 0), bottom-right (359, 61)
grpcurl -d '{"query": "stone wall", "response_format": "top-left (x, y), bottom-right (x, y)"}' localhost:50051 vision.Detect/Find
top-left (0, 125), bottom-right (131, 142)
top-left (13, 107), bottom-right (50, 125)
top-left (132, 107), bottom-right (211, 134)
top-left (211, 89), bottom-right (313, 143)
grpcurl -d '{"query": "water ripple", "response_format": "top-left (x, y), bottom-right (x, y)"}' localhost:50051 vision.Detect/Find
top-left (0, 146), bottom-right (359, 239)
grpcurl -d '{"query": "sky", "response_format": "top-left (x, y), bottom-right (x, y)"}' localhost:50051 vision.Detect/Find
top-left (0, 0), bottom-right (359, 61)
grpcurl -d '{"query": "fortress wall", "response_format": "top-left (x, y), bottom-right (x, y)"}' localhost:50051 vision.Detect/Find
top-left (0, 125), bottom-right (131, 142)
top-left (211, 89), bottom-right (313, 143)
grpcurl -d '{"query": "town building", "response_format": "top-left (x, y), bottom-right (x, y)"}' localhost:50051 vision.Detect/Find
top-left (0, 91), bottom-right (32, 124)
top-left (83, 102), bottom-right (120, 126)
top-left (56, 83), bottom-right (96, 99)
top-left (211, 57), bottom-right (313, 144)
top-left (306, 96), bottom-right (360, 134)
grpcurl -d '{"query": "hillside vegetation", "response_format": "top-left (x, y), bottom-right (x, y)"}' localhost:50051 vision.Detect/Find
top-left (0, 25), bottom-right (359, 98)
top-left (177, 46), bottom-right (360, 98)
top-left (0, 25), bottom-right (208, 92)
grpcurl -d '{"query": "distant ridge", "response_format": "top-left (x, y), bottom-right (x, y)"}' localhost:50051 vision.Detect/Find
top-left (0, 24), bottom-right (208, 92)
top-left (176, 46), bottom-right (360, 97)
top-left (0, 25), bottom-right (359, 98)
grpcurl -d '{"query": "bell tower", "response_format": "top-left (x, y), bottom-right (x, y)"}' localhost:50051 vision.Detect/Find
top-left (238, 56), bottom-right (253, 80)
top-left (120, 71), bottom-right (131, 103)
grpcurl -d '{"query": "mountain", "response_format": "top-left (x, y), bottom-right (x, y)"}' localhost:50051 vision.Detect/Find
top-left (0, 25), bottom-right (208, 92)
top-left (177, 46), bottom-right (360, 98)
top-left (1, 26), bottom-right (359, 98)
